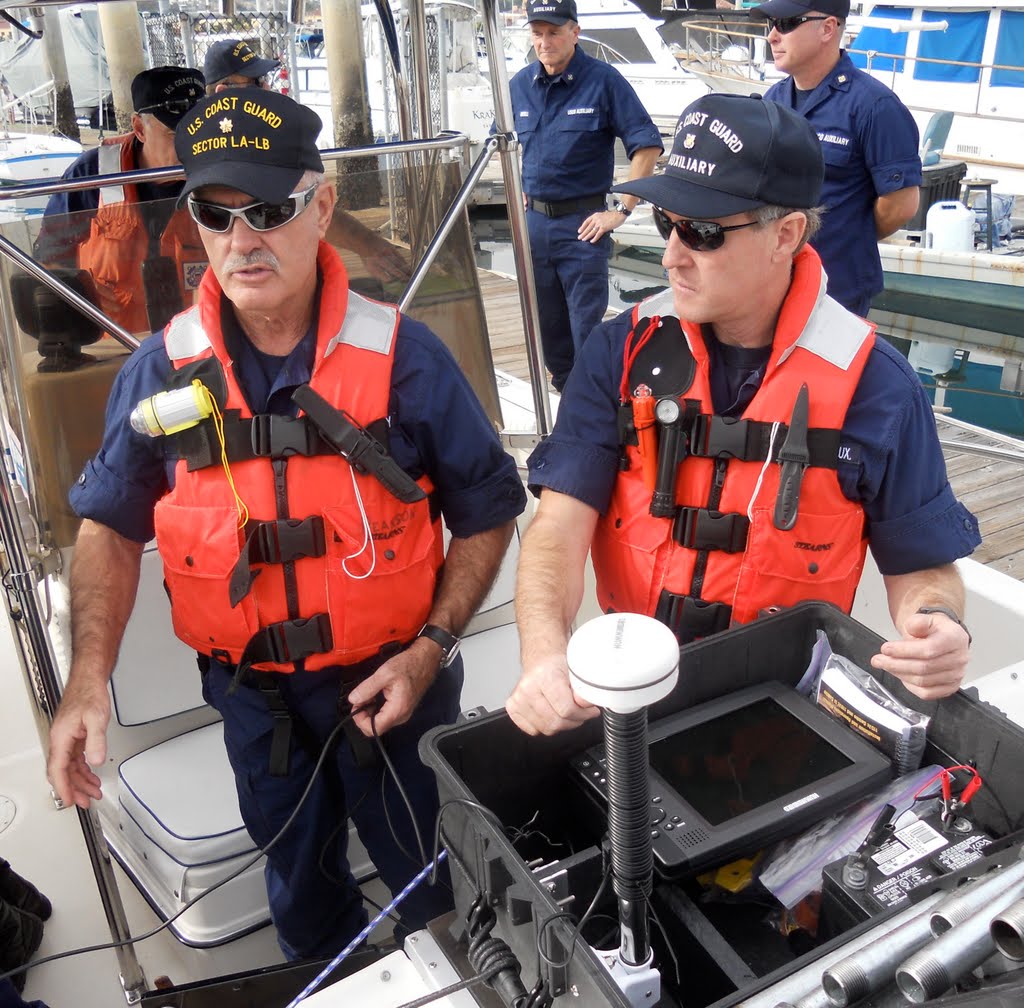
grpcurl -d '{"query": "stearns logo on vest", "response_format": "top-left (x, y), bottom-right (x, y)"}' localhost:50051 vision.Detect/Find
top-left (371, 508), bottom-right (414, 541)
top-left (794, 541), bottom-right (834, 552)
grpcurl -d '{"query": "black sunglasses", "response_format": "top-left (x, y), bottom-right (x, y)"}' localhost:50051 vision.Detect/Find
top-left (652, 206), bottom-right (758, 252)
top-left (137, 98), bottom-right (198, 117)
top-left (765, 15), bottom-right (831, 34)
top-left (187, 183), bottom-right (319, 233)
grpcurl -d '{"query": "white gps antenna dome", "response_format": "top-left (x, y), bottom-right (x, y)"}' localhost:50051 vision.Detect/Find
top-left (566, 612), bottom-right (680, 714)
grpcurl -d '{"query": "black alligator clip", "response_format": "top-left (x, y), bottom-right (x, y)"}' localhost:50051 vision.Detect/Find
top-left (773, 383), bottom-right (810, 531)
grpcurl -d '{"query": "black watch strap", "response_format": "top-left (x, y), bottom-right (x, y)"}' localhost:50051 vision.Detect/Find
top-left (417, 623), bottom-right (461, 666)
top-left (612, 199), bottom-right (632, 217)
top-left (917, 606), bottom-right (972, 646)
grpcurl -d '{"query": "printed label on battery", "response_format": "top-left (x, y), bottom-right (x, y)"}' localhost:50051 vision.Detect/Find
top-left (873, 819), bottom-right (947, 876)
top-left (871, 865), bottom-right (937, 908)
top-left (934, 833), bottom-right (992, 872)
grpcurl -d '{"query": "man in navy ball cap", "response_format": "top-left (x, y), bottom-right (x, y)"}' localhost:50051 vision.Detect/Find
top-left (203, 38), bottom-right (281, 93)
top-left (35, 66), bottom-right (207, 334)
top-left (751, 0), bottom-right (921, 316)
top-left (48, 88), bottom-right (525, 960)
top-left (507, 91), bottom-right (979, 738)
top-left (508, 0), bottom-right (662, 392)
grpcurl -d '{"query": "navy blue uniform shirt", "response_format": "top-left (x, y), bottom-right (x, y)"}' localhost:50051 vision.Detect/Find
top-left (765, 52), bottom-right (922, 313)
top-left (510, 46), bottom-right (663, 201)
top-left (527, 307), bottom-right (980, 576)
top-left (71, 300), bottom-right (526, 543)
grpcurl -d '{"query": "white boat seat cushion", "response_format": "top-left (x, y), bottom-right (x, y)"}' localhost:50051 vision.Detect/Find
top-left (118, 723), bottom-right (256, 866)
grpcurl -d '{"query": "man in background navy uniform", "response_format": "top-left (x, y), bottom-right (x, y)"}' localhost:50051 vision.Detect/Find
top-left (754, 0), bottom-right (921, 316)
top-left (203, 38), bottom-right (280, 93)
top-left (510, 0), bottom-right (662, 391)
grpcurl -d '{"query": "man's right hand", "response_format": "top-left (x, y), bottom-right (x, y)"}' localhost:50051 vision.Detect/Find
top-left (505, 653), bottom-right (600, 736)
top-left (47, 678), bottom-right (111, 809)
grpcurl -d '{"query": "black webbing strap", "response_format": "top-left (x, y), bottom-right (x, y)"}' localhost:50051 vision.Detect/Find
top-left (255, 677), bottom-right (295, 777)
top-left (654, 590), bottom-right (732, 645)
top-left (689, 415), bottom-right (841, 468)
top-left (236, 614), bottom-right (334, 672)
top-left (172, 413), bottom-right (335, 471)
top-left (672, 507), bottom-right (750, 554)
top-left (229, 517), bottom-right (327, 606)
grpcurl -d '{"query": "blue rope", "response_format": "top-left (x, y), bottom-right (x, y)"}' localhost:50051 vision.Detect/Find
top-left (285, 850), bottom-right (448, 1007)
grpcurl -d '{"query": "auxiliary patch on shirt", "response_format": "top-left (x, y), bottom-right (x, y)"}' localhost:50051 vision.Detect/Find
top-left (567, 107), bottom-right (595, 115)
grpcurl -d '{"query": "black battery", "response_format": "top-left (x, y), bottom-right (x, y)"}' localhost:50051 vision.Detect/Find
top-left (820, 810), bottom-right (994, 937)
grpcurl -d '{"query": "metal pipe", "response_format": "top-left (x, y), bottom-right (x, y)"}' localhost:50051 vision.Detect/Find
top-left (478, 0), bottom-right (552, 438)
top-left (822, 891), bottom-right (946, 1006)
top-left (399, 136), bottom-right (499, 312)
top-left (406, 0), bottom-right (432, 139)
top-left (735, 892), bottom-right (953, 1008)
top-left (991, 897), bottom-right (1024, 961)
top-left (897, 900), bottom-right (1009, 1003)
top-left (931, 852), bottom-right (1024, 934)
top-left (0, 466), bottom-right (147, 1002)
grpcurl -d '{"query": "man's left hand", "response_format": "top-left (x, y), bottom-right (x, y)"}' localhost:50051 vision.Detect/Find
top-left (578, 209), bottom-right (626, 244)
top-left (870, 610), bottom-right (970, 700)
top-left (347, 638), bottom-right (439, 737)
top-left (361, 235), bottom-right (412, 284)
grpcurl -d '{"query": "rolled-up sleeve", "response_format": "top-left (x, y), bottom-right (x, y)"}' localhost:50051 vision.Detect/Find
top-left (839, 339), bottom-right (981, 575)
top-left (68, 337), bottom-right (171, 543)
top-left (389, 318), bottom-right (525, 537)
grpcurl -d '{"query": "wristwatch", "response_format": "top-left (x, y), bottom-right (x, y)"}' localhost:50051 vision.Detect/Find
top-left (612, 199), bottom-right (632, 218)
top-left (417, 623), bottom-right (462, 667)
top-left (917, 606), bottom-right (972, 646)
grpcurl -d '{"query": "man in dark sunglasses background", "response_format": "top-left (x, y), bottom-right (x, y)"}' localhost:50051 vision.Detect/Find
top-left (49, 88), bottom-right (525, 963)
top-left (34, 66), bottom-right (207, 335)
top-left (507, 91), bottom-right (978, 739)
top-left (203, 38), bottom-right (411, 285)
top-left (752, 0), bottom-right (922, 317)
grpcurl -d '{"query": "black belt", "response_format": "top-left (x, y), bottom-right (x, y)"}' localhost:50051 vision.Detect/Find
top-left (526, 194), bottom-right (607, 218)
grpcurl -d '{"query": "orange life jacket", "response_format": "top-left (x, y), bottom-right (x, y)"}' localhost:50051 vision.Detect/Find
top-left (152, 242), bottom-right (444, 671)
top-left (590, 246), bottom-right (876, 642)
top-left (77, 135), bottom-right (207, 335)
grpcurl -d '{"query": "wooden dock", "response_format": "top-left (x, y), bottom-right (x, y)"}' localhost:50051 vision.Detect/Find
top-left (476, 266), bottom-right (1024, 580)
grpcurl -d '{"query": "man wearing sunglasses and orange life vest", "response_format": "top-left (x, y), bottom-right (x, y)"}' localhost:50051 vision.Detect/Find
top-left (507, 92), bottom-right (979, 739)
top-left (47, 88), bottom-right (525, 959)
top-left (34, 67), bottom-right (207, 336)
top-left (752, 0), bottom-right (922, 317)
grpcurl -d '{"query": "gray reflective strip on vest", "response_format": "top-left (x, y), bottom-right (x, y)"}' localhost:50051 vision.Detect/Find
top-left (324, 292), bottom-right (397, 358)
top-left (97, 144), bottom-right (125, 206)
top-left (165, 306), bottom-right (211, 361)
top-left (783, 294), bottom-right (873, 371)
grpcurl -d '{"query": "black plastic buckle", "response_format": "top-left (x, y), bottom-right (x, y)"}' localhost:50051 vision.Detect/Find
top-left (264, 613), bottom-right (334, 665)
top-left (672, 507), bottom-right (750, 553)
top-left (655, 590), bottom-right (732, 644)
top-left (250, 517), bottom-right (327, 566)
top-left (250, 414), bottom-right (320, 459)
top-left (692, 415), bottom-right (760, 461)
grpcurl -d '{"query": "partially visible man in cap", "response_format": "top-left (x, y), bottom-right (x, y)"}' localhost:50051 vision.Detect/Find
top-left (507, 92), bottom-right (978, 738)
top-left (509, 0), bottom-right (662, 392)
top-left (204, 38), bottom-right (411, 285)
top-left (753, 0), bottom-right (921, 316)
top-left (46, 88), bottom-right (525, 957)
top-left (35, 66), bottom-right (207, 334)
top-left (203, 38), bottom-right (280, 92)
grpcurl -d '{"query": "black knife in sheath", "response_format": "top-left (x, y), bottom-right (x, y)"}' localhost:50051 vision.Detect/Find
top-left (292, 385), bottom-right (426, 504)
top-left (773, 383), bottom-right (810, 531)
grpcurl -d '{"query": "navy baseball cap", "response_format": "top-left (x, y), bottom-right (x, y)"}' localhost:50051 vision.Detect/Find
top-left (203, 39), bottom-right (280, 86)
top-left (752, 0), bottom-right (850, 20)
top-left (131, 67), bottom-right (205, 130)
top-left (527, 0), bottom-right (578, 25)
top-left (612, 93), bottom-right (824, 219)
top-left (175, 88), bottom-right (324, 206)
